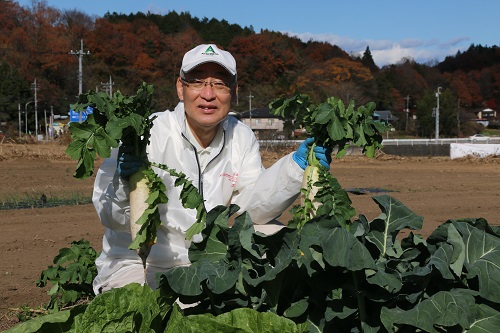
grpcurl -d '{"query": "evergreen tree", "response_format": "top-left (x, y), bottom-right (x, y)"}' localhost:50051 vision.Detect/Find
top-left (0, 62), bottom-right (31, 122)
top-left (361, 46), bottom-right (378, 72)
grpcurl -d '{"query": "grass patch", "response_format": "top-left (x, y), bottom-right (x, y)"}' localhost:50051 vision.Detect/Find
top-left (0, 191), bottom-right (92, 210)
top-left (483, 128), bottom-right (500, 137)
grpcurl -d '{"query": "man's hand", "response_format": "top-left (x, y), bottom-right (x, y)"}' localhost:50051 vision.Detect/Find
top-left (117, 146), bottom-right (142, 180)
top-left (293, 137), bottom-right (332, 170)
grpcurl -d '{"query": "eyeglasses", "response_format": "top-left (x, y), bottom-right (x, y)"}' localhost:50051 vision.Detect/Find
top-left (181, 78), bottom-right (232, 94)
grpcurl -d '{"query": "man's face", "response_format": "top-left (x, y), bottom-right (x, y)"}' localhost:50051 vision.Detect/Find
top-left (177, 62), bottom-right (236, 134)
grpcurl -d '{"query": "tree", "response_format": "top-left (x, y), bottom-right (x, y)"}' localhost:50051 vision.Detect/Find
top-left (294, 57), bottom-right (374, 103)
top-left (446, 71), bottom-right (482, 108)
top-left (416, 88), bottom-right (458, 138)
top-left (361, 46), bottom-right (378, 72)
top-left (229, 31), bottom-right (301, 89)
top-left (0, 61), bottom-right (31, 121)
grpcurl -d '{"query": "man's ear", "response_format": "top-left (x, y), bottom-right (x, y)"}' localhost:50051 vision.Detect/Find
top-left (176, 77), bottom-right (184, 101)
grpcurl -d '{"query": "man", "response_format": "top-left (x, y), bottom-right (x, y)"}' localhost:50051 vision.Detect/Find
top-left (92, 44), bottom-right (331, 294)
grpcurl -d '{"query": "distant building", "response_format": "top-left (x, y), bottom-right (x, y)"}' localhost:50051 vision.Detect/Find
top-left (238, 108), bottom-right (286, 139)
top-left (373, 110), bottom-right (399, 124)
top-left (471, 108), bottom-right (497, 127)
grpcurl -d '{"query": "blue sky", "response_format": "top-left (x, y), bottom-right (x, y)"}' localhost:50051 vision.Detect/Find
top-left (16, 0), bottom-right (499, 67)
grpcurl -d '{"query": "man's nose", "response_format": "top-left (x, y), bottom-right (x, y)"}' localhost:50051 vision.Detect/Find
top-left (200, 83), bottom-right (216, 99)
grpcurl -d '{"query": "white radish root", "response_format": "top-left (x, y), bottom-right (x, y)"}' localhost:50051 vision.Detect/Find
top-left (129, 169), bottom-right (151, 272)
top-left (301, 164), bottom-right (321, 222)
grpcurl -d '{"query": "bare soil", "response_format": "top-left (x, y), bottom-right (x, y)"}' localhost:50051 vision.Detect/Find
top-left (1, 143), bottom-right (499, 330)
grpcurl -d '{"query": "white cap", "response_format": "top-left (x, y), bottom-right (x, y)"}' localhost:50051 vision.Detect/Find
top-left (180, 44), bottom-right (237, 80)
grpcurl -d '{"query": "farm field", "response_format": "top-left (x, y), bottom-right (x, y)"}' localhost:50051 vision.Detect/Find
top-left (1, 142), bottom-right (499, 329)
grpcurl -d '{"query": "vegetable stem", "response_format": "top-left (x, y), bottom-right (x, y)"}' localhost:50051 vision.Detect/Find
top-left (352, 270), bottom-right (367, 331)
top-left (307, 142), bottom-right (317, 167)
top-left (300, 142), bottom-right (322, 226)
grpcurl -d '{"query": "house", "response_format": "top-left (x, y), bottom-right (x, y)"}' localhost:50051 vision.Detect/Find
top-left (238, 108), bottom-right (286, 139)
top-left (373, 110), bottom-right (399, 124)
top-left (471, 108), bottom-right (497, 127)
top-left (474, 108), bottom-right (497, 119)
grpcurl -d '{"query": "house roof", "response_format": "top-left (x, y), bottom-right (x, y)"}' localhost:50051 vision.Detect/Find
top-left (239, 108), bottom-right (282, 119)
top-left (474, 108), bottom-right (496, 112)
top-left (237, 108), bottom-right (400, 121)
top-left (374, 110), bottom-right (399, 121)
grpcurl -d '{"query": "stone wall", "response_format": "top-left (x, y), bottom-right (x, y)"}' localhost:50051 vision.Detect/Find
top-left (382, 144), bottom-right (450, 157)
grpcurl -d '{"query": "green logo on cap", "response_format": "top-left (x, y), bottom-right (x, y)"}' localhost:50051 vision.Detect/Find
top-left (204, 46), bottom-right (216, 54)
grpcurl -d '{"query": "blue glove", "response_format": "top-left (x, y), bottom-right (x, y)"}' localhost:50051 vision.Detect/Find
top-left (117, 146), bottom-right (142, 180)
top-left (293, 137), bottom-right (332, 170)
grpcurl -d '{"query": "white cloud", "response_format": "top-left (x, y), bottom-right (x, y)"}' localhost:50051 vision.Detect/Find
top-left (288, 32), bottom-right (471, 67)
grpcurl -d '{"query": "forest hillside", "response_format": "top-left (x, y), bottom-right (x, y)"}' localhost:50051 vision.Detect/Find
top-left (1, 0), bottom-right (499, 139)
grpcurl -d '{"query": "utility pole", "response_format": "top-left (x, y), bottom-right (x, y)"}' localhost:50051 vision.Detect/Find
top-left (50, 106), bottom-right (54, 140)
top-left (248, 91), bottom-right (254, 129)
top-left (25, 101), bottom-right (34, 135)
top-left (404, 95), bottom-right (410, 132)
top-left (44, 108), bottom-right (48, 141)
top-left (435, 86), bottom-right (441, 143)
top-left (100, 76), bottom-right (114, 97)
top-left (69, 39), bottom-right (90, 123)
top-left (18, 103), bottom-right (21, 137)
top-left (31, 79), bottom-right (39, 138)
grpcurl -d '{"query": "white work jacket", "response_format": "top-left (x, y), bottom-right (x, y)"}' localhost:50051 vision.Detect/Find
top-left (92, 102), bottom-right (303, 293)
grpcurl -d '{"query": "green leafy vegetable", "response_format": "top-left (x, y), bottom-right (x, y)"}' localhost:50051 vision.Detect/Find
top-left (269, 94), bottom-right (388, 158)
top-left (65, 82), bottom-right (162, 269)
top-left (270, 94), bottom-right (389, 226)
top-left (8, 200), bottom-right (500, 332)
top-left (36, 240), bottom-right (98, 312)
top-left (152, 162), bottom-right (206, 240)
top-left (66, 82), bottom-right (156, 179)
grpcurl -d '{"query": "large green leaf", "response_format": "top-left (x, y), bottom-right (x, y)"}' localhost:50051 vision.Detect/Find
top-left (226, 210), bottom-right (258, 258)
top-left (188, 205), bottom-right (237, 263)
top-left (165, 306), bottom-right (307, 333)
top-left (465, 303), bottom-right (500, 332)
top-left (312, 102), bottom-right (333, 125)
top-left (243, 228), bottom-right (300, 286)
top-left (164, 206), bottom-right (243, 297)
top-left (380, 289), bottom-right (477, 332)
top-left (198, 259), bottom-right (241, 294)
top-left (300, 218), bottom-right (376, 271)
top-left (163, 264), bottom-right (205, 297)
top-left (365, 195), bottom-right (424, 258)
top-left (76, 283), bottom-right (166, 332)
top-left (365, 260), bottom-right (403, 293)
top-left (451, 219), bottom-right (500, 303)
top-left (68, 145), bottom-right (97, 179)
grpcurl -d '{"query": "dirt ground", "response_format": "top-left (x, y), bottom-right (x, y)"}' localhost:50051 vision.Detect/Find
top-left (1, 142), bottom-right (499, 329)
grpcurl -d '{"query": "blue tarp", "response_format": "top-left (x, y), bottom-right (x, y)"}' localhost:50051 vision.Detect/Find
top-left (69, 106), bottom-right (93, 122)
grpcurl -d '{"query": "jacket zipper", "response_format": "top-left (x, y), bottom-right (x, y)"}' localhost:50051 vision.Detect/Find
top-left (181, 130), bottom-right (226, 198)
top-left (181, 133), bottom-right (204, 195)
